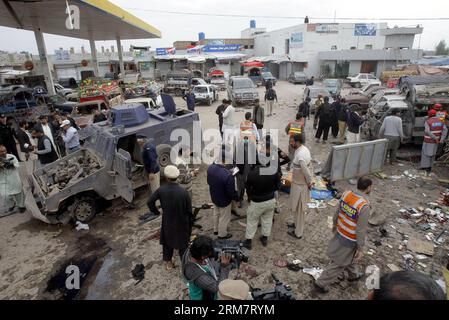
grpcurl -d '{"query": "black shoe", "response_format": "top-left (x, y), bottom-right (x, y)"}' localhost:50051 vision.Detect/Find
top-left (260, 236), bottom-right (268, 247)
top-left (214, 232), bottom-right (218, 236)
top-left (218, 233), bottom-right (233, 240)
top-left (287, 222), bottom-right (296, 228)
top-left (287, 230), bottom-right (302, 239)
top-left (243, 239), bottom-right (252, 250)
top-left (274, 207), bottom-right (280, 214)
top-left (19, 207), bottom-right (26, 213)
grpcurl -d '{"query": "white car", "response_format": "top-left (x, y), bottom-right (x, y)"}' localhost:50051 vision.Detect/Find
top-left (347, 73), bottom-right (381, 88)
top-left (54, 83), bottom-right (75, 97)
top-left (125, 96), bottom-right (162, 110)
top-left (193, 85), bottom-right (219, 106)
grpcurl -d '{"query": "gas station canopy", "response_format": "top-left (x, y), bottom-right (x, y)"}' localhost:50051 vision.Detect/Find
top-left (0, 0), bottom-right (161, 40)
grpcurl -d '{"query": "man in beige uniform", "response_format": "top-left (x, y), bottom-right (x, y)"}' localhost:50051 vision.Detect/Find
top-left (312, 176), bottom-right (372, 294)
top-left (287, 134), bottom-right (313, 239)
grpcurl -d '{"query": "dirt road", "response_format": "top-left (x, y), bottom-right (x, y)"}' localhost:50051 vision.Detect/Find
top-left (1, 81), bottom-right (448, 300)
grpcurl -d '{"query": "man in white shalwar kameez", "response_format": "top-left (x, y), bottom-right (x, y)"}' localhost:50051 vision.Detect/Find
top-left (0, 145), bottom-right (26, 213)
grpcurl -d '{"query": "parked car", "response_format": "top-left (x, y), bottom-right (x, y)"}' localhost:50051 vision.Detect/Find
top-left (303, 86), bottom-right (334, 114)
top-left (227, 76), bottom-right (259, 106)
top-left (25, 102), bottom-right (201, 224)
top-left (347, 73), bottom-right (381, 88)
top-left (261, 72), bottom-right (277, 87)
top-left (192, 85), bottom-right (219, 106)
top-left (288, 72), bottom-right (308, 84)
top-left (54, 83), bottom-right (75, 97)
top-left (323, 79), bottom-right (343, 95)
top-left (36, 94), bottom-right (77, 113)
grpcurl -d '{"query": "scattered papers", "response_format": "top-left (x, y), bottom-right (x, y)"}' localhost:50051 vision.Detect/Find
top-left (302, 267), bottom-right (323, 281)
top-left (75, 221), bottom-right (89, 231)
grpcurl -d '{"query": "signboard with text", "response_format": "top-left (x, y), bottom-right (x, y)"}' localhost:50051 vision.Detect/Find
top-left (354, 24), bottom-right (377, 36)
top-left (290, 32), bottom-right (304, 48)
top-left (202, 44), bottom-right (241, 53)
top-left (54, 49), bottom-right (70, 60)
top-left (156, 47), bottom-right (176, 55)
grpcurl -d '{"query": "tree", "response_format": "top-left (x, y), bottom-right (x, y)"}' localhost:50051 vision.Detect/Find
top-left (435, 40), bottom-right (449, 55)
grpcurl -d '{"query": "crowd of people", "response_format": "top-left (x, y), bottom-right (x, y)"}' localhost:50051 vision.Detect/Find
top-left (1, 81), bottom-right (447, 301)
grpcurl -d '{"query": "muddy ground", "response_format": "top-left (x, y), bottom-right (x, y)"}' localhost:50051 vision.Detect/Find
top-left (0, 81), bottom-right (448, 300)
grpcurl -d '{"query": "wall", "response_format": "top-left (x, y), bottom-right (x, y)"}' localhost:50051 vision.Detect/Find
top-left (254, 22), bottom-right (421, 77)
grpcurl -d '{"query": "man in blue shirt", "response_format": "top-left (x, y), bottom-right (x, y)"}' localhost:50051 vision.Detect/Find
top-left (207, 150), bottom-right (238, 239)
top-left (137, 135), bottom-right (160, 195)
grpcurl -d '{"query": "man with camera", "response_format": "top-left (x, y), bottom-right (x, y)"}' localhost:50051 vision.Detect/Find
top-left (0, 145), bottom-right (26, 214)
top-left (182, 235), bottom-right (233, 300)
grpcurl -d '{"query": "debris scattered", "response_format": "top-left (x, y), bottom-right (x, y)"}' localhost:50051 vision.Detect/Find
top-left (302, 267), bottom-right (323, 281)
top-left (387, 264), bottom-right (402, 272)
top-left (75, 221), bottom-right (89, 231)
top-left (407, 238), bottom-right (435, 256)
top-left (131, 264), bottom-right (145, 284)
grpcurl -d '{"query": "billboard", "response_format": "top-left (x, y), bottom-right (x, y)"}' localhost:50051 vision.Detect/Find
top-left (208, 40), bottom-right (225, 45)
top-left (290, 32), bottom-right (304, 48)
top-left (156, 47), bottom-right (176, 55)
top-left (354, 24), bottom-right (377, 36)
top-left (202, 44), bottom-right (241, 52)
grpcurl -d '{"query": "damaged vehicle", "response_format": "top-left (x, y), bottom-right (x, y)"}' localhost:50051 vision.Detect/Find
top-left (25, 101), bottom-right (201, 224)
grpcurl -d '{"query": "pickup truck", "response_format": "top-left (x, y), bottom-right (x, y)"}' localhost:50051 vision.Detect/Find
top-left (192, 85), bottom-right (219, 106)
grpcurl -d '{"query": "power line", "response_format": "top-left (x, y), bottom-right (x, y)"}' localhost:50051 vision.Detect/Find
top-left (122, 8), bottom-right (449, 21)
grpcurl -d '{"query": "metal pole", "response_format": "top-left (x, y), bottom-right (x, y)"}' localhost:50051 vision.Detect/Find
top-left (89, 36), bottom-right (99, 77)
top-left (116, 36), bottom-right (125, 78)
top-left (33, 28), bottom-right (55, 95)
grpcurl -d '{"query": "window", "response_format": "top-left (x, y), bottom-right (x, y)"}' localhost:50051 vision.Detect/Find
top-left (244, 45), bottom-right (249, 49)
top-left (271, 47), bottom-right (275, 54)
top-left (365, 44), bottom-right (373, 49)
top-left (331, 45), bottom-right (337, 50)
top-left (250, 45), bottom-right (254, 49)
top-left (368, 75), bottom-right (377, 80)
top-left (285, 39), bottom-right (290, 54)
top-left (350, 46), bottom-right (356, 50)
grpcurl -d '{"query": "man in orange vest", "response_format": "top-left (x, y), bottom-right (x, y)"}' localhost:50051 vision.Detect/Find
top-left (285, 113), bottom-right (305, 169)
top-left (239, 112), bottom-right (259, 143)
top-left (420, 109), bottom-right (448, 173)
top-left (312, 176), bottom-right (372, 295)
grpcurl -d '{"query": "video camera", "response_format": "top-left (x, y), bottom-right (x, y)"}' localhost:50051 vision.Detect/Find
top-left (251, 273), bottom-right (296, 300)
top-left (213, 240), bottom-right (250, 270)
top-left (0, 157), bottom-right (15, 170)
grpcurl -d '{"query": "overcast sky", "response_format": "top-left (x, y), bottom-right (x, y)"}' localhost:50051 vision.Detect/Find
top-left (0, 0), bottom-right (448, 54)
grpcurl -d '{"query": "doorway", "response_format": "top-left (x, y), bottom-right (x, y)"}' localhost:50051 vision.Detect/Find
top-left (360, 61), bottom-right (378, 74)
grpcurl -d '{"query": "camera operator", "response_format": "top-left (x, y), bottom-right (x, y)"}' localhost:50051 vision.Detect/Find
top-left (182, 235), bottom-right (232, 300)
top-left (0, 145), bottom-right (26, 214)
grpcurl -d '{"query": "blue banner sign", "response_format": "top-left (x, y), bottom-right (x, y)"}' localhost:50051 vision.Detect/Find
top-left (203, 44), bottom-right (242, 52)
top-left (156, 47), bottom-right (176, 55)
top-left (354, 24), bottom-right (377, 36)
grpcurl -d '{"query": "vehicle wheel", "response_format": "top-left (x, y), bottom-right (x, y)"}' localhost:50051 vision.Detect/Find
top-left (355, 82), bottom-right (362, 88)
top-left (349, 104), bottom-right (360, 112)
top-left (174, 88), bottom-right (183, 96)
top-left (156, 144), bottom-right (173, 170)
top-left (69, 197), bottom-right (96, 223)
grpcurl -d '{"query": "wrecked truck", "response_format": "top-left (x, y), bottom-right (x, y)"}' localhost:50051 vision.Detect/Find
top-left (26, 102), bottom-right (201, 224)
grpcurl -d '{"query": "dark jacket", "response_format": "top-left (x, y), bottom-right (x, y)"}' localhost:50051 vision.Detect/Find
top-left (148, 182), bottom-right (192, 249)
top-left (347, 111), bottom-right (365, 134)
top-left (298, 101), bottom-right (310, 119)
top-left (0, 123), bottom-right (19, 159)
top-left (245, 165), bottom-right (281, 203)
top-left (141, 141), bottom-right (160, 174)
top-left (332, 101), bottom-right (342, 124)
top-left (16, 128), bottom-right (31, 153)
top-left (207, 163), bottom-right (238, 208)
top-left (252, 105), bottom-right (265, 128)
top-left (338, 104), bottom-right (349, 122)
top-left (37, 135), bottom-right (58, 164)
top-left (315, 102), bottom-right (333, 124)
top-left (264, 88), bottom-right (278, 102)
top-left (215, 104), bottom-right (226, 128)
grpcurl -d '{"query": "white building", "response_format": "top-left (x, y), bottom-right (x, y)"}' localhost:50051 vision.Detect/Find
top-left (253, 22), bottom-right (423, 79)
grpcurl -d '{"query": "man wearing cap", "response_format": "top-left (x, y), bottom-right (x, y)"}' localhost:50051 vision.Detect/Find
top-left (218, 279), bottom-right (252, 300)
top-left (61, 120), bottom-right (80, 154)
top-left (433, 104), bottom-right (448, 124)
top-left (0, 114), bottom-right (20, 161)
top-left (137, 135), bottom-right (160, 195)
top-left (420, 109), bottom-right (448, 174)
top-left (207, 150), bottom-right (239, 239)
top-left (30, 127), bottom-right (58, 167)
top-left (147, 165), bottom-right (193, 271)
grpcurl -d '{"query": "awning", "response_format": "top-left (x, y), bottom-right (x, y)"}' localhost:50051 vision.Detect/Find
top-left (0, 69), bottom-right (30, 76)
top-left (242, 61), bottom-right (264, 67)
top-left (0, 0), bottom-right (161, 40)
top-left (188, 56), bottom-right (207, 63)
